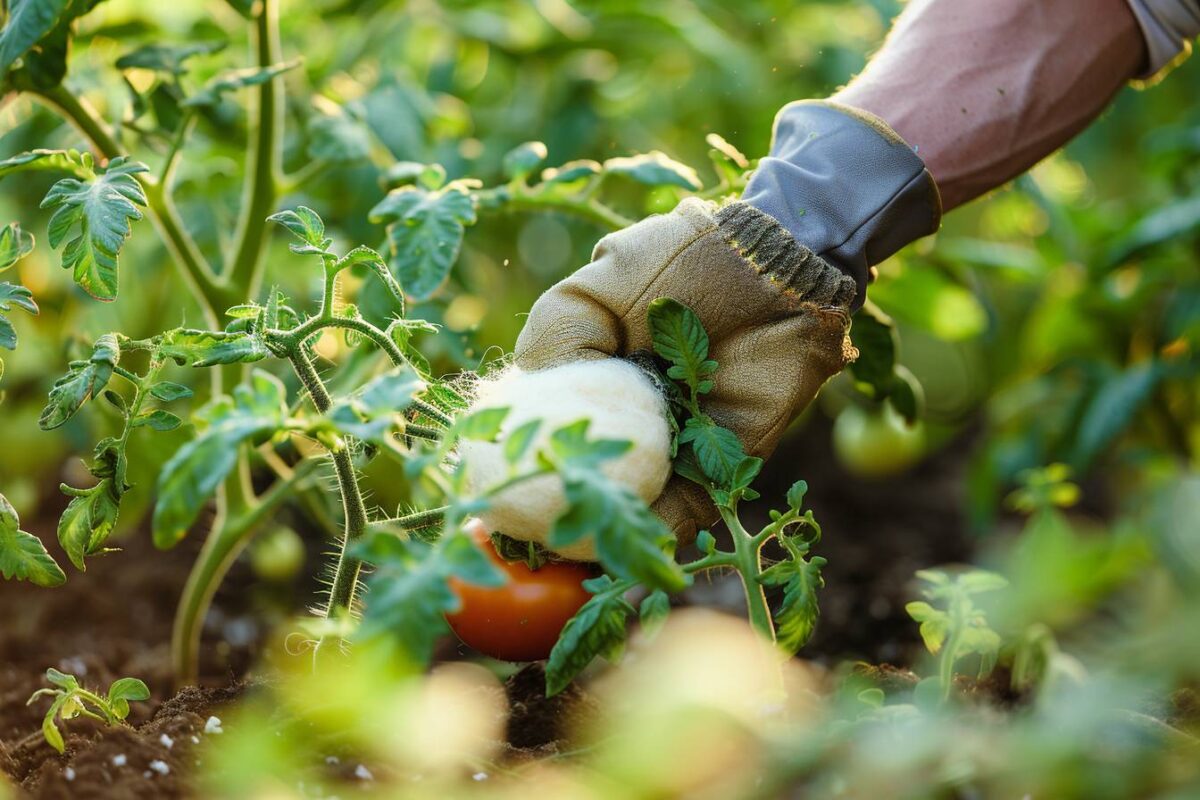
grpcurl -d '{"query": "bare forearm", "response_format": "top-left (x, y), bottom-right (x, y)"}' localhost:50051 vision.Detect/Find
top-left (834, 0), bottom-right (1145, 211)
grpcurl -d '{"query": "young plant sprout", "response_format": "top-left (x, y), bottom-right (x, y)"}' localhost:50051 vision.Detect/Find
top-left (26, 669), bottom-right (150, 754)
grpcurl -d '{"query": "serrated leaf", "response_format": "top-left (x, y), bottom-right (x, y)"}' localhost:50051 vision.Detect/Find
top-left (39, 333), bottom-right (119, 430)
top-left (604, 151), bottom-right (701, 191)
top-left (647, 297), bottom-right (715, 395)
top-left (0, 223), bottom-right (35, 271)
top-left (502, 141), bottom-right (547, 181)
top-left (546, 576), bottom-right (635, 696)
top-left (57, 479), bottom-right (121, 570)
top-left (550, 463), bottom-right (686, 592)
top-left (0, 282), bottom-right (38, 351)
top-left (40, 157), bottom-right (149, 301)
top-left (182, 59), bottom-right (301, 109)
top-left (0, 0), bottom-right (71, 76)
top-left (152, 370), bottom-right (288, 548)
top-left (148, 381), bottom-right (192, 402)
top-left (0, 493), bottom-right (65, 587)
top-left (132, 409), bottom-right (182, 431)
top-left (370, 184), bottom-right (477, 300)
top-left (0, 149), bottom-right (91, 181)
top-left (325, 369), bottom-right (419, 444)
top-left (759, 552), bottom-right (825, 654)
top-left (679, 419), bottom-right (745, 488)
top-left (267, 206), bottom-right (327, 250)
top-left (160, 328), bottom-right (268, 367)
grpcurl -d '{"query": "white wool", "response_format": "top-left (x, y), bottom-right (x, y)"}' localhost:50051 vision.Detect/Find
top-left (460, 360), bottom-right (672, 560)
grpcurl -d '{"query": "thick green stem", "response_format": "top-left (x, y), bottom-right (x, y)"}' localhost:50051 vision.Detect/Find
top-left (474, 187), bottom-right (632, 230)
top-left (223, 0), bottom-right (283, 294)
top-left (287, 349), bottom-right (369, 620)
top-left (720, 505), bottom-right (775, 643)
top-left (170, 458), bottom-right (319, 683)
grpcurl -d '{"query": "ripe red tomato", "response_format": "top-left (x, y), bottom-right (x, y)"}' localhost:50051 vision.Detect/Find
top-left (446, 519), bottom-right (593, 662)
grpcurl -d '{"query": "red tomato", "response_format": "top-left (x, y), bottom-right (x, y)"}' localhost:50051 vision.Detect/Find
top-left (446, 519), bottom-right (593, 662)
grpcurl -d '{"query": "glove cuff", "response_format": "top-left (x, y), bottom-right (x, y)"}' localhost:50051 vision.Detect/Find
top-left (714, 201), bottom-right (857, 310)
top-left (741, 100), bottom-right (942, 310)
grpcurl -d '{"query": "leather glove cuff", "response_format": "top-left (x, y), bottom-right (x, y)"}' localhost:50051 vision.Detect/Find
top-left (741, 100), bottom-right (942, 310)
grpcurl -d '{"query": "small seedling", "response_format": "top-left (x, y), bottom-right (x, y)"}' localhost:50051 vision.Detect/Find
top-left (26, 668), bottom-right (150, 753)
top-left (906, 569), bottom-right (1007, 702)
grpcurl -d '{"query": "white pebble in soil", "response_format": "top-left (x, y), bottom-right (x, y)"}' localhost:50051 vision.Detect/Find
top-left (354, 764), bottom-right (374, 781)
top-left (111, 754), bottom-right (127, 767)
top-left (204, 716), bottom-right (224, 734)
top-left (64, 767), bottom-right (76, 782)
top-left (159, 733), bottom-right (174, 750)
top-left (149, 759), bottom-right (170, 776)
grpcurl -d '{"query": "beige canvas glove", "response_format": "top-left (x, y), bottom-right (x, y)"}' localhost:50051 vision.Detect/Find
top-left (514, 197), bottom-right (858, 543)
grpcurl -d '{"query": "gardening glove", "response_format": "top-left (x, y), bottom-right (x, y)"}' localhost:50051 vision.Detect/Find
top-left (515, 100), bottom-right (941, 546)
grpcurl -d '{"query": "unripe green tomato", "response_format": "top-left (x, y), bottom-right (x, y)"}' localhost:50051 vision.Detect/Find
top-left (249, 526), bottom-right (306, 582)
top-left (832, 403), bottom-right (925, 478)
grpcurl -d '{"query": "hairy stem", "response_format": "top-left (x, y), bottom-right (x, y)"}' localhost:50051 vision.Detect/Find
top-left (287, 348), bottom-right (369, 620)
top-left (223, 0), bottom-right (284, 294)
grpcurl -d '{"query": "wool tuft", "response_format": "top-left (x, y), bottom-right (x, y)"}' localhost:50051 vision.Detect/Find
top-left (459, 359), bottom-right (672, 560)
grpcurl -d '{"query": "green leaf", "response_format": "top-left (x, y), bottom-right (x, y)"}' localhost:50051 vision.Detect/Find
top-left (148, 381), bottom-right (193, 403)
top-left (370, 184), bottom-right (477, 300)
top-left (503, 419), bottom-right (541, 465)
top-left (131, 409), bottom-right (182, 431)
top-left (325, 369), bottom-right (419, 444)
top-left (39, 333), bottom-right (119, 430)
top-left (307, 106), bottom-right (373, 163)
top-left (267, 205), bottom-right (330, 255)
top-left (759, 551), bottom-right (825, 654)
top-left (40, 157), bottom-right (149, 301)
top-left (45, 668), bottom-right (77, 690)
top-left (0, 493), bottom-right (65, 587)
top-left (905, 601), bottom-right (949, 653)
top-left (1070, 361), bottom-right (1164, 471)
top-left (359, 531), bottom-right (503, 665)
top-left (0, 222), bottom-right (35, 271)
top-left (869, 265), bottom-right (987, 342)
top-left (502, 141), bottom-right (548, 181)
top-left (1107, 195), bottom-right (1200, 267)
top-left (182, 59), bottom-right (301, 109)
top-left (0, 149), bottom-right (91, 181)
top-left (0, 0), bottom-right (71, 76)
top-left (455, 406), bottom-right (509, 442)
top-left (335, 246), bottom-right (406, 312)
top-left (152, 370), bottom-right (288, 548)
top-left (786, 480), bottom-right (809, 512)
top-left (546, 576), bottom-right (635, 696)
top-left (546, 419), bottom-right (633, 468)
top-left (115, 40), bottom-right (225, 75)
top-left (381, 161), bottom-right (445, 190)
top-left (106, 677), bottom-right (149, 720)
top-left (679, 418), bottom-right (744, 488)
top-left (604, 152), bottom-right (701, 191)
top-left (541, 159), bottom-right (601, 185)
top-left (222, 0), bottom-right (255, 16)
top-left (647, 297), bottom-right (716, 395)
top-left (550, 463), bottom-right (686, 592)
top-left (42, 697), bottom-right (66, 754)
top-left (160, 328), bottom-right (268, 368)
top-left (639, 589), bottom-right (670, 637)
top-left (848, 301), bottom-right (897, 391)
top-left (57, 480), bottom-right (121, 570)
top-left (0, 282), bottom-right (38, 352)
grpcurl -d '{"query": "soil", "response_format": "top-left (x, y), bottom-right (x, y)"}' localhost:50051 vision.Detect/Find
top-left (0, 413), bottom-right (985, 798)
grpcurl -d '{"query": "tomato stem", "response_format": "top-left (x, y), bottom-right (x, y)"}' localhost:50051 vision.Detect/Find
top-left (719, 504), bottom-right (776, 643)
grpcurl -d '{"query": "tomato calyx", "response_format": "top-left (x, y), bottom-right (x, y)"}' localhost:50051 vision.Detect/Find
top-left (489, 530), bottom-right (551, 570)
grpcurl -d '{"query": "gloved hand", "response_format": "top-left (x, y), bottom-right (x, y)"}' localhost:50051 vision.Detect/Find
top-left (515, 100), bottom-right (941, 544)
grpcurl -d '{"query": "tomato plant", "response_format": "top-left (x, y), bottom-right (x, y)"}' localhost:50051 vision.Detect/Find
top-left (446, 519), bottom-right (593, 662)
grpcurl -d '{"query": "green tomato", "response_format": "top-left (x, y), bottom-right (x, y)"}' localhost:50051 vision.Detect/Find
top-left (249, 526), bottom-right (306, 582)
top-left (832, 402), bottom-right (925, 478)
